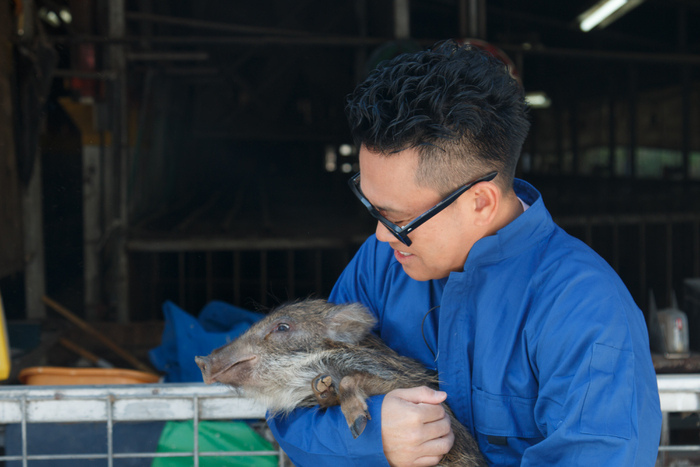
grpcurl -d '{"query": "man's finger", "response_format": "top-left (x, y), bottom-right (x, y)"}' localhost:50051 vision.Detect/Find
top-left (391, 386), bottom-right (448, 405)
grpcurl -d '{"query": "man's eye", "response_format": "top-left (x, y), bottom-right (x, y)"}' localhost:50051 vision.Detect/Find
top-left (386, 216), bottom-right (406, 226)
top-left (275, 323), bottom-right (290, 332)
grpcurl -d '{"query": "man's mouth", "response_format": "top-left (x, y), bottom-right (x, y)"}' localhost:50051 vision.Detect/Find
top-left (397, 250), bottom-right (412, 257)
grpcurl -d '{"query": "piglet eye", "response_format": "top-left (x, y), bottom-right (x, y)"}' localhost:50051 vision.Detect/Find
top-left (275, 323), bottom-right (290, 332)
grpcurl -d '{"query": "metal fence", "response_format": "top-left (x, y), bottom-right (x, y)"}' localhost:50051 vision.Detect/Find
top-left (0, 383), bottom-right (289, 466)
top-left (0, 377), bottom-right (698, 465)
top-left (125, 210), bottom-right (700, 321)
top-left (658, 374), bottom-right (700, 466)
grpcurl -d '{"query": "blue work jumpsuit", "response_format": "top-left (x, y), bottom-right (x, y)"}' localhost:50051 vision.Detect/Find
top-left (268, 179), bottom-right (662, 466)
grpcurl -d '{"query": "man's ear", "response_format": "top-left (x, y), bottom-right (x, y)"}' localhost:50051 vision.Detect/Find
top-left (471, 182), bottom-right (500, 226)
top-left (323, 302), bottom-right (377, 344)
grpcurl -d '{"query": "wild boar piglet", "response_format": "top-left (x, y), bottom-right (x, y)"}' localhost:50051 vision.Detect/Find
top-left (195, 298), bottom-right (486, 467)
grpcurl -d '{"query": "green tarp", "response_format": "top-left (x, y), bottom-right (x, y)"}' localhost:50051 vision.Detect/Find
top-left (153, 420), bottom-right (278, 467)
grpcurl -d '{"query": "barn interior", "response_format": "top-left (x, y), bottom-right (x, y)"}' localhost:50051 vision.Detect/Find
top-left (1, 0), bottom-right (700, 462)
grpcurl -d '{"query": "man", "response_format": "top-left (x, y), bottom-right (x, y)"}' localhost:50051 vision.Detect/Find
top-left (268, 40), bottom-right (661, 466)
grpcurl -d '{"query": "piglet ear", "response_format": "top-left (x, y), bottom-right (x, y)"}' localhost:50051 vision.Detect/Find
top-left (324, 302), bottom-right (377, 344)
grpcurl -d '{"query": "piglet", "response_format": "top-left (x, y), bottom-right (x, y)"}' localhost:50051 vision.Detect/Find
top-left (195, 298), bottom-right (486, 467)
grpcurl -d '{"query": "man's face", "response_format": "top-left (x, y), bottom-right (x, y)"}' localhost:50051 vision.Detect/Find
top-left (358, 146), bottom-right (482, 281)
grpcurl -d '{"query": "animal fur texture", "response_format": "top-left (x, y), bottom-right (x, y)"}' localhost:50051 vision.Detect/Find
top-left (195, 298), bottom-right (486, 466)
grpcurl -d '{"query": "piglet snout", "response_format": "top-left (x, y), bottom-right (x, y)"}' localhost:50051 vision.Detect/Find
top-left (195, 356), bottom-right (214, 384)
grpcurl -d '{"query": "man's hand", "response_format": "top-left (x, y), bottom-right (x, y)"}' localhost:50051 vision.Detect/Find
top-left (381, 386), bottom-right (455, 467)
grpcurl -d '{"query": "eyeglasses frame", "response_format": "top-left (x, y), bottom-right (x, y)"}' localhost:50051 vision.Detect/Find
top-left (348, 170), bottom-right (498, 246)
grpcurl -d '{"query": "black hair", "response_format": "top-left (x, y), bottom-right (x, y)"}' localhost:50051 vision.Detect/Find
top-left (346, 40), bottom-right (530, 193)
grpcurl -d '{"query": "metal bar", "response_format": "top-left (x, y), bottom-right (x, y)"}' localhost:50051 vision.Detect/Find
top-left (639, 221), bottom-right (647, 311)
top-left (694, 220), bottom-right (700, 277)
top-left (682, 66), bottom-right (691, 180)
top-left (41, 33), bottom-right (700, 64)
top-left (114, 450), bottom-right (279, 458)
top-left (206, 252), bottom-right (213, 302)
top-left (52, 69), bottom-right (118, 79)
top-left (499, 44), bottom-right (700, 65)
top-left (201, 450), bottom-right (281, 458)
top-left (658, 445), bottom-right (700, 452)
top-left (354, 0), bottom-right (368, 83)
top-left (124, 11), bottom-right (311, 36)
top-left (585, 223), bottom-right (593, 247)
top-left (394, 0), bottom-right (410, 39)
top-left (315, 250), bottom-right (323, 295)
top-left (0, 384), bottom-right (267, 422)
top-left (612, 221), bottom-right (620, 272)
top-left (556, 212), bottom-right (700, 228)
top-left (194, 394), bottom-right (199, 467)
top-left (554, 98), bottom-right (563, 173)
top-left (49, 34), bottom-right (396, 47)
top-left (152, 252), bottom-right (160, 319)
top-left (110, 0), bottom-right (130, 324)
top-left (22, 118), bottom-right (46, 320)
top-left (107, 395), bottom-right (114, 467)
top-left (3, 377), bottom-right (700, 463)
top-left (178, 252), bottom-right (186, 307)
top-left (128, 236), bottom-right (366, 252)
top-left (260, 250), bottom-right (268, 307)
top-left (233, 251), bottom-right (241, 306)
top-left (660, 411), bottom-right (670, 447)
top-left (21, 395), bottom-right (27, 467)
top-left (570, 85), bottom-right (579, 175)
top-left (628, 65), bottom-right (637, 178)
top-left (84, 145), bottom-right (102, 321)
top-left (0, 450), bottom-right (281, 461)
top-left (287, 250), bottom-right (295, 299)
top-left (666, 223), bottom-right (674, 306)
top-left (127, 52), bottom-right (209, 61)
top-left (608, 76), bottom-right (616, 176)
top-left (0, 384), bottom-right (276, 464)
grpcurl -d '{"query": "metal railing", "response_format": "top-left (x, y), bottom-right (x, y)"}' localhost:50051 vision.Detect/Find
top-left (0, 375), bottom-right (697, 464)
top-left (0, 382), bottom-right (288, 466)
top-left (658, 374), bottom-right (700, 456)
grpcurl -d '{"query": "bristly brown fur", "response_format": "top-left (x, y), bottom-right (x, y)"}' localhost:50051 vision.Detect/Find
top-left (195, 298), bottom-right (486, 467)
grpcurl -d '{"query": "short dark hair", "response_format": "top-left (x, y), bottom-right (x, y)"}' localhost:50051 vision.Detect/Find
top-left (346, 40), bottom-right (530, 193)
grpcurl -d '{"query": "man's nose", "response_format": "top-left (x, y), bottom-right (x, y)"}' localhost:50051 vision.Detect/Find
top-left (375, 221), bottom-right (395, 244)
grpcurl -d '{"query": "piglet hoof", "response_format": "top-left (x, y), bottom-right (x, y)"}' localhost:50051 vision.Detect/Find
top-left (312, 374), bottom-right (339, 408)
top-left (313, 374), bottom-right (335, 399)
top-left (350, 414), bottom-right (369, 439)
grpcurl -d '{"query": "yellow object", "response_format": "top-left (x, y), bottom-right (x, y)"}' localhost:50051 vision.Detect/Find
top-left (0, 290), bottom-right (10, 380)
top-left (18, 366), bottom-right (160, 386)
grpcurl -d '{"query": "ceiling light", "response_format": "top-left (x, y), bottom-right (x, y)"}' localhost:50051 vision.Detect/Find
top-left (338, 144), bottom-right (354, 157)
top-left (525, 92), bottom-right (551, 109)
top-left (58, 7), bottom-right (72, 24)
top-left (578, 0), bottom-right (644, 32)
top-left (38, 7), bottom-right (61, 27)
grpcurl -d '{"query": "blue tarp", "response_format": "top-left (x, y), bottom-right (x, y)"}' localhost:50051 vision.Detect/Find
top-left (149, 300), bottom-right (264, 383)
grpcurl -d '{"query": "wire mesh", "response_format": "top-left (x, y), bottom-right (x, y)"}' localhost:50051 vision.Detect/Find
top-left (0, 382), bottom-right (286, 466)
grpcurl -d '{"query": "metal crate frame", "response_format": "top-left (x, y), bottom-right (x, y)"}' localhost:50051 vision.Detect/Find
top-left (0, 375), bottom-right (698, 464)
top-left (0, 382), bottom-right (288, 466)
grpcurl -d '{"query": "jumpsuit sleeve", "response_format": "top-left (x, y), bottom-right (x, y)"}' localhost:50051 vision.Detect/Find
top-left (267, 396), bottom-right (390, 466)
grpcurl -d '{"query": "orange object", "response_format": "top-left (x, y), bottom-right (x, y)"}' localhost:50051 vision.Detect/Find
top-left (18, 366), bottom-right (161, 386)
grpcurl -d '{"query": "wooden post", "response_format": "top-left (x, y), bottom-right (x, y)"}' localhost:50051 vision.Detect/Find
top-left (22, 155), bottom-right (46, 319)
top-left (0, 2), bottom-right (25, 282)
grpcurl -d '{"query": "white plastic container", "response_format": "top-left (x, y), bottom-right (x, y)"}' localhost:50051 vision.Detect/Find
top-left (657, 308), bottom-right (689, 354)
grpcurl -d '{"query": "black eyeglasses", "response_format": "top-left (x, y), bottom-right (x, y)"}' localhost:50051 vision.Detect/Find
top-left (348, 171), bottom-right (498, 246)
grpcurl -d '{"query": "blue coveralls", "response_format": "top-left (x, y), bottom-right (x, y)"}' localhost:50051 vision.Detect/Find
top-left (268, 179), bottom-right (662, 466)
